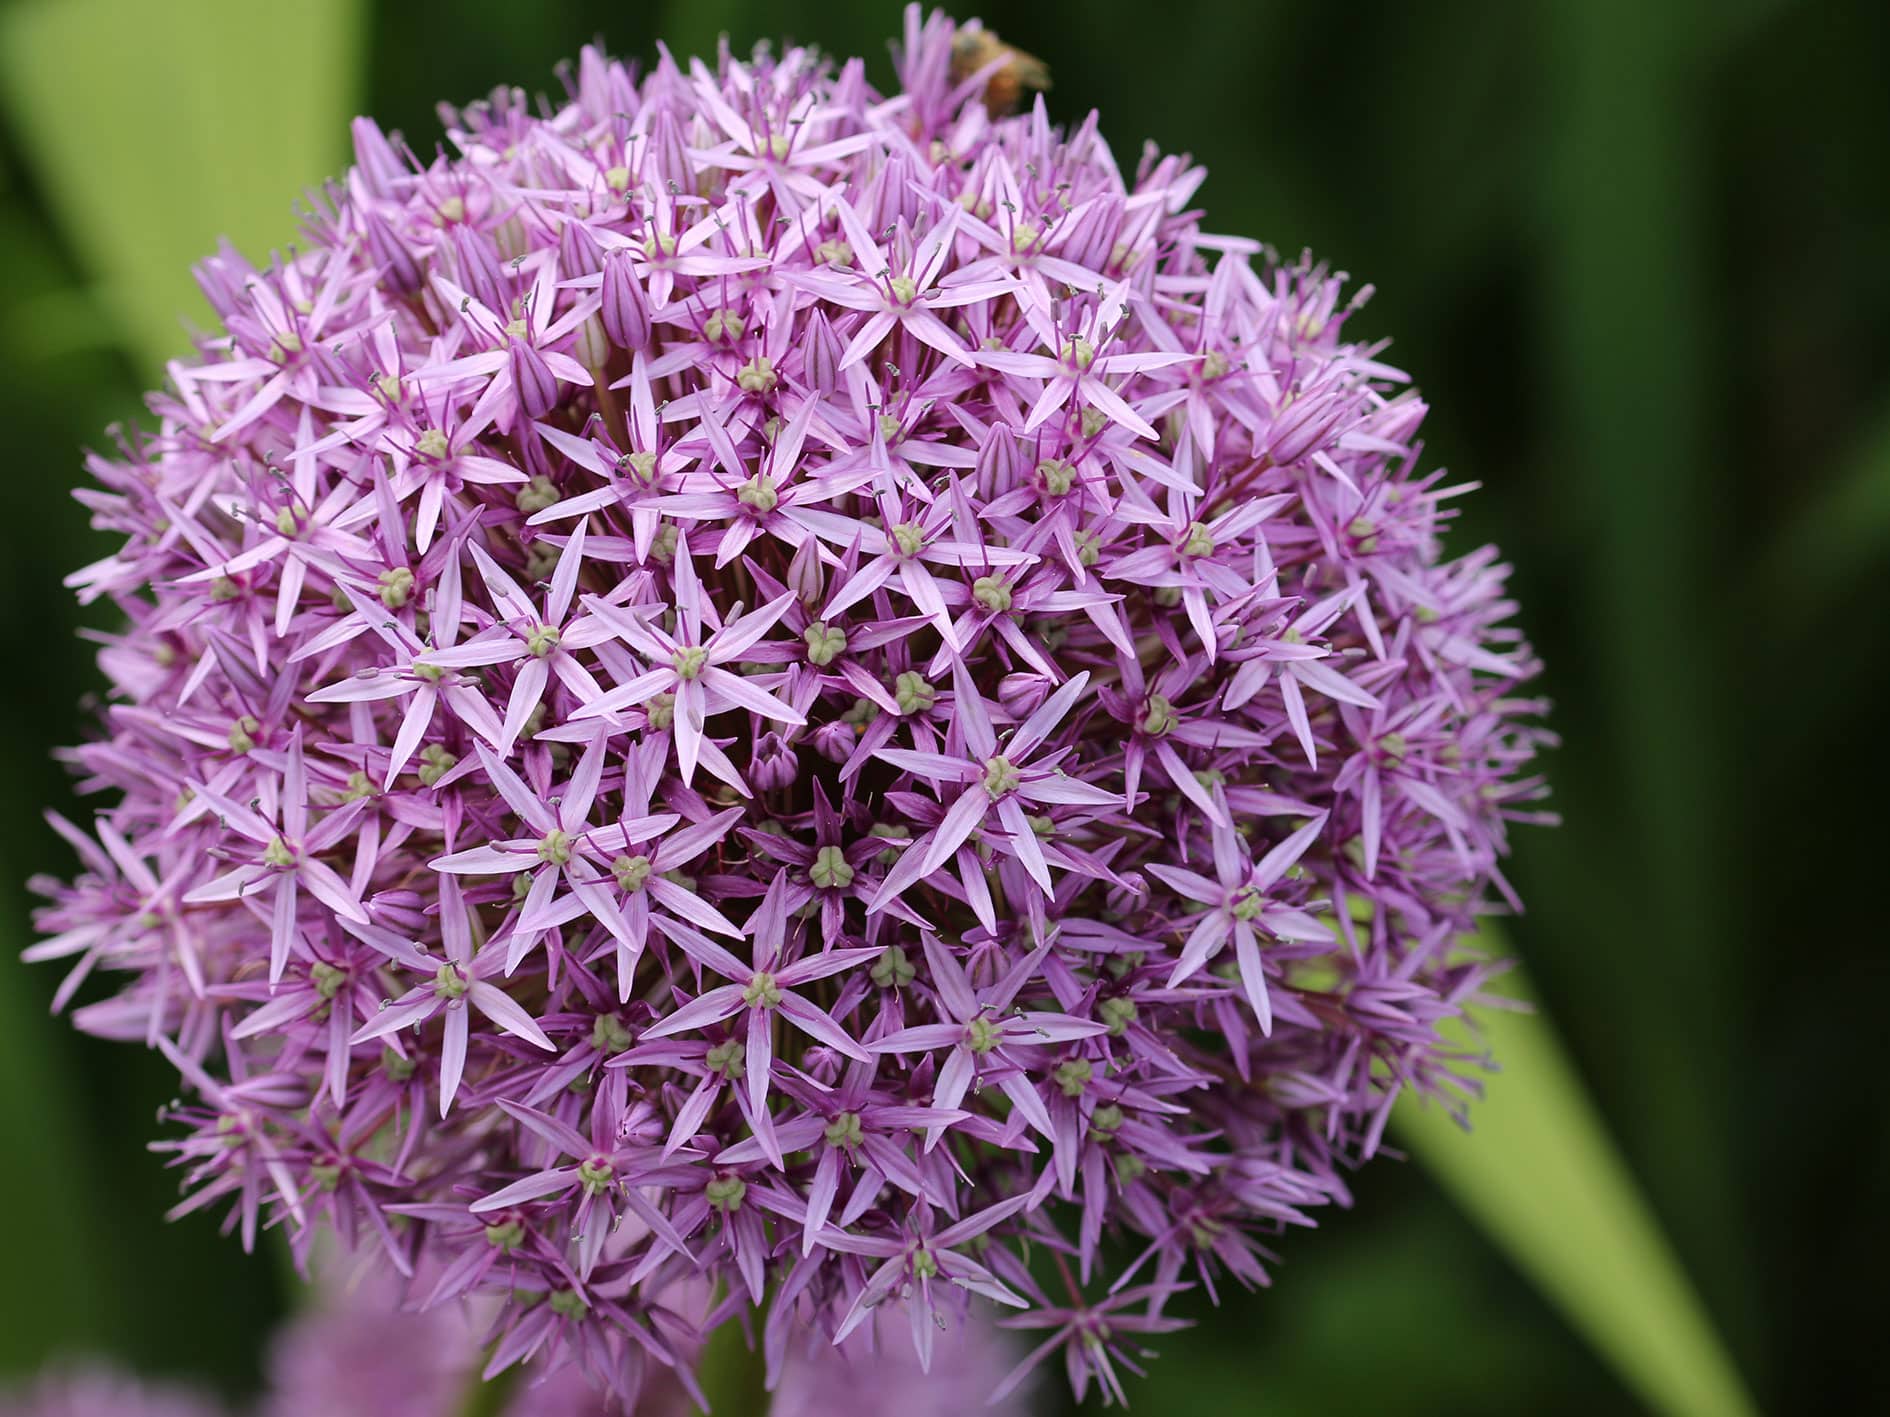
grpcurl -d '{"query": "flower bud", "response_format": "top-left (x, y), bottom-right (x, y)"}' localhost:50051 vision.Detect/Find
top-left (997, 672), bottom-right (1052, 718)
top-left (803, 310), bottom-right (842, 396)
top-left (787, 537), bottom-right (825, 607)
top-left (1265, 378), bottom-right (1358, 467)
top-left (493, 214), bottom-right (531, 263)
top-left (1364, 395), bottom-right (1428, 449)
top-left (811, 721), bottom-right (854, 764)
top-left (509, 338), bottom-right (560, 420)
top-left (450, 224), bottom-right (509, 316)
top-left (648, 110), bottom-right (694, 195)
top-left (573, 314), bottom-right (610, 373)
top-left (601, 250), bottom-right (651, 350)
top-left (350, 118), bottom-right (407, 199)
top-left (1060, 195), bottom-right (1124, 272)
top-left (194, 248), bottom-right (251, 322)
top-left (559, 219), bottom-right (604, 280)
top-left (750, 732), bottom-right (798, 791)
top-left (362, 208), bottom-right (422, 296)
top-left (872, 151), bottom-right (920, 230)
top-left (976, 423), bottom-right (1019, 497)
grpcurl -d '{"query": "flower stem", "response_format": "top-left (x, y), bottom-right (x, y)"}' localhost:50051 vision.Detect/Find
top-left (458, 1356), bottom-right (522, 1417)
top-left (697, 1286), bottom-right (770, 1415)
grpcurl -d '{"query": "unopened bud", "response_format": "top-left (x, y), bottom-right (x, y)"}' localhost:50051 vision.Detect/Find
top-left (558, 219), bottom-right (603, 279)
top-left (787, 537), bottom-right (825, 606)
top-left (493, 213), bottom-right (530, 263)
top-left (450, 224), bottom-right (508, 316)
top-left (750, 733), bottom-right (798, 792)
top-left (600, 250), bottom-right (651, 350)
top-left (811, 721), bottom-right (855, 764)
top-left (976, 424), bottom-right (1018, 497)
top-left (998, 672), bottom-right (1051, 718)
top-left (804, 310), bottom-right (842, 396)
top-left (508, 338), bottom-right (559, 420)
top-left (362, 208), bottom-right (421, 294)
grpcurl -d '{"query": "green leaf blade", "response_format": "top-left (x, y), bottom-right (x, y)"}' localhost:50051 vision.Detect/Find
top-left (1398, 953), bottom-right (1756, 1417)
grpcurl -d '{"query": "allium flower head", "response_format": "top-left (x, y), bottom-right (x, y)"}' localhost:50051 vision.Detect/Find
top-left (30, 6), bottom-right (1553, 1405)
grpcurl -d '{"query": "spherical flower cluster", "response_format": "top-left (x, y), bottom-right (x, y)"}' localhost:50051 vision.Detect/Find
top-left (29, 6), bottom-right (1552, 1406)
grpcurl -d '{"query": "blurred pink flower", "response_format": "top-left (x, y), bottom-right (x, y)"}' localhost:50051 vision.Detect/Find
top-left (0, 1367), bottom-right (222, 1417)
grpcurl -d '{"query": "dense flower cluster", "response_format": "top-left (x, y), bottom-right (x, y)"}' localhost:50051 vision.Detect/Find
top-left (28, 6), bottom-right (1552, 1406)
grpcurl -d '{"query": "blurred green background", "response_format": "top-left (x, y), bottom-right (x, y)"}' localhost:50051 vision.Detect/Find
top-left (1, 0), bottom-right (1883, 1412)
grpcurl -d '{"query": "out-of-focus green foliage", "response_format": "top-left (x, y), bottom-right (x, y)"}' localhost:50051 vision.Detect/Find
top-left (0, 885), bottom-right (123, 1367)
top-left (0, 0), bottom-right (363, 373)
top-left (1, 0), bottom-right (1884, 1412)
top-left (1767, 400), bottom-right (1890, 612)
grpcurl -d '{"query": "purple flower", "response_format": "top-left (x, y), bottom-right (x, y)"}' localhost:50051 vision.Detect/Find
top-left (28, 6), bottom-right (1554, 1409)
top-left (180, 728), bottom-right (369, 983)
top-left (870, 934), bottom-right (1107, 1148)
top-left (1145, 805), bottom-right (1334, 1031)
top-left (642, 871), bottom-right (877, 1165)
top-left (470, 1097), bottom-right (694, 1278)
top-left (571, 541), bottom-right (805, 783)
top-left (991, 1279), bottom-right (1194, 1407)
top-left (819, 1195), bottom-right (1033, 1364)
top-left (870, 664), bottom-right (1119, 923)
top-left (347, 878), bottom-right (556, 1114)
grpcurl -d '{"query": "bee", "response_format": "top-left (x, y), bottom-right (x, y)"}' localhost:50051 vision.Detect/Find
top-left (949, 24), bottom-right (1050, 117)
